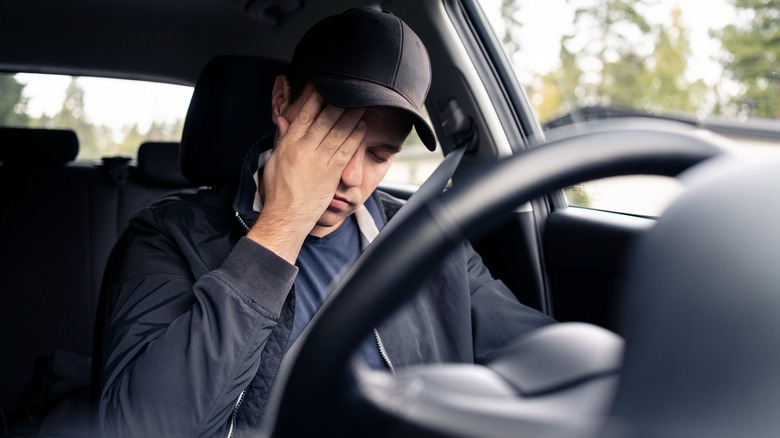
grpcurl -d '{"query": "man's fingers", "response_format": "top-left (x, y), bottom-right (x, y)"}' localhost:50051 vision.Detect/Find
top-left (309, 105), bottom-right (348, 144)
top-left (330, 119), bottom-right (367, 166)
top-left (318, 108), bottom-right (366, 158)
top-left (276, 116), bottom-right (290, 139)
top-left (276, 89), bottom-right (366, 169)
top-left (283, 91), bottom-right (327, 141)
top-left (285, 97), bottom-right (354, 150)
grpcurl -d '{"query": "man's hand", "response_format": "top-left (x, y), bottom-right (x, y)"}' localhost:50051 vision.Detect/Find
top-left (247, 91), bottom-right (366, 264)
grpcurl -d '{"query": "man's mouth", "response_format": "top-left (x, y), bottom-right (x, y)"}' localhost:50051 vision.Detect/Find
top-left (329, 194), bottom-right (351, 210)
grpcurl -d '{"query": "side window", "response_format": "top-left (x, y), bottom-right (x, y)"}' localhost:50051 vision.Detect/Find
top-left (0, 72), bottom-right (192, 162)
top-left (2, 71), bottom-right (444, 185)
top-left (566, 176), bottom-right (684, 217)
top-left (383, 107), bottom-right (443, 185)
top-left (476, 0), bottom-right (780, 217)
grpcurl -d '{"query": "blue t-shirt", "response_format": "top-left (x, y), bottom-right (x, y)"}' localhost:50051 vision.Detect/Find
top-left (287, 214), bottom-right (385, 370)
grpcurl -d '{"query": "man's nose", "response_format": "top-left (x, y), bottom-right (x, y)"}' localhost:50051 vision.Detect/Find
top-left (341, 147), bottom-right (364, 187)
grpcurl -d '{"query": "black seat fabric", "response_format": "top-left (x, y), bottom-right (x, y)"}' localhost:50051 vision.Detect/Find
top-left (0, 129), bottom-right (197, 434)
top-left (0, 128), bottom-right (105, 427)
top-left (180, 55), bottom-right (288, 186)
top-left (119, 142), bottom-right (195, 226)
top-left (136, 141), bottom-right (191, 187)
top-left (0, 127), bottom-right (79, 166)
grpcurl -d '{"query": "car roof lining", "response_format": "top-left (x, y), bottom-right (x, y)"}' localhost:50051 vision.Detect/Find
top-left (0, 0), bottom-right (387, 85)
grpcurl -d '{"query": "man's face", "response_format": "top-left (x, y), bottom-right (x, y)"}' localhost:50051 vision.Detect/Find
top-left (279, 84), bottom-right (413, 236)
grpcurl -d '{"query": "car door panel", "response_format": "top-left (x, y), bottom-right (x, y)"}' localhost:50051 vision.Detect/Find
top-left (543, 206), bottom-right (654, 332)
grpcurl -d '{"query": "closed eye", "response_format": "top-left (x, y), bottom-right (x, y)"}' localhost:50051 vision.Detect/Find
top-left (367, 143), bottom-right (401, 164)
top-left (369, 150), bottom-right (391, 163)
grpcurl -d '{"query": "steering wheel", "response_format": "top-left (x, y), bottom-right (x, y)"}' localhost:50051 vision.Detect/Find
top-left (271, 119), bottom-right (726, 437)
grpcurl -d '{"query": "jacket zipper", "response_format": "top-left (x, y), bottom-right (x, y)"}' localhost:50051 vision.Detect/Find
top-left (373, 328), bottom-right (396, 375)
top-left (226, 388), bottom-right (247, 438)
top-left (235, 211), bottom-right (251, 232)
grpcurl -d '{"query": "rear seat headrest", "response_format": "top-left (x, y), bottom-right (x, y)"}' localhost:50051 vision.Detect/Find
top-left (180, 55), bottom-right (289, 187)
top-left (137, 142), bottom-right (191, 187)
top-left (0, 127), bottom-right (79, 166)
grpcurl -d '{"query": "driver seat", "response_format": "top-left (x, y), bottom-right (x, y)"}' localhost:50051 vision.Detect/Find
top-left (90, 54), bottom-right (289, 426)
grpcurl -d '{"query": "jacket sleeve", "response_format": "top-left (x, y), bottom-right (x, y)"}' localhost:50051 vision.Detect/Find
top-left (99, 206), bottom-right (297, 437)
top-left (465, 242), bottom-right (556, 364)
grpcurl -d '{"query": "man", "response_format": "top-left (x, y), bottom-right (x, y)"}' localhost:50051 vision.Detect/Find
top-left (98, 7), bottom-right (554, 437)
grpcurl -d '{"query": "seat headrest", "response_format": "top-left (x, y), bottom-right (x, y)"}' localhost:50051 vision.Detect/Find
top-left (180, 55), bottom-right (289, 187)
top-left (137, 142), bottom-right (191, 187)
top-left (0, 127), bottom-right (79, 166)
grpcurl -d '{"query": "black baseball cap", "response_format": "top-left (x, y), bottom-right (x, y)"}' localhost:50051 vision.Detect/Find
top-left (291, 7), bottom-right (437, 150)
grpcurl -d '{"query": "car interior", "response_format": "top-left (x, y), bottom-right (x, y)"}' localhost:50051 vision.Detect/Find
top-left (2, 0), bottom-right (780, 436)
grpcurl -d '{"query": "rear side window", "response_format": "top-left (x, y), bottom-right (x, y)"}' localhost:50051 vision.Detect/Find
top-left (0, 72), bottom-right (193, 162)
top-left (383, 107), bottom-right (443, 186)
top-left (2, 72), bottom-right (441, 186)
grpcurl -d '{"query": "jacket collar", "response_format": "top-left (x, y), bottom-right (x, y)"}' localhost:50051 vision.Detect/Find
top-left (233, 135), bottom-right (271, 221)
top-left (232, 135), bottom-right (387, 249)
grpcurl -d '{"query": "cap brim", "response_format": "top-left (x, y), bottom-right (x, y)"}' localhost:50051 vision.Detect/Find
top-left (308, 74), bottom-right (437, 151)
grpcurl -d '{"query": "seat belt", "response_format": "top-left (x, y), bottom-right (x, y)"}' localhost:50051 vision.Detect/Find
top-left (380, 131), bottom-right (475, 234)
top-left (381, 96), bottom-right (479, 232)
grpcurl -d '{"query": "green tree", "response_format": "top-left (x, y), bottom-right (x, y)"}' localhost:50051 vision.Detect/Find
top-left (500, 0), bottom-right (523, 59)
top-left (565, 184), bottom-right (593, 207)
top-left (0, 75), bottom-right (30, 126)
top-left (527, 44), bottom-right (583, 122)
top-left (167, 118), bottom-right (185, 141)
top-left (52, 78), bottom-right (99, 158)
top-left (517, 0), bottom-right (661, 119)
top-left (2, 74), bottom-right (187, 161)
top-left (566, 0), bottom-right (656, 108)
top-left (145, 120), bottom-right (184, 142)
top-left (117, 124), bottom-right (146, 157)
top-left (93, 125), bottom-right (120, 158)
top-left (716, 0), bottom-right (780, 119)
top-left (644, 6), bottom-right (708, 114)
top-left (535, 1), bottom-right (706, 118)
top-left (146, 121), bottom-right (165, 141)
top-left (500, 0), bottom-right (585, 122)
top-left (28, 113), bottom-right (53, 129)
top-left (53, 78), bottom-right (86, 126)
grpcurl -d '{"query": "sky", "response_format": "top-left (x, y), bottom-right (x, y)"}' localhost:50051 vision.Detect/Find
top-left (15, 0), bottom-right (737, 133)
top-left (478, 0), bottom-right (736, 84)
top-left (16, 73), bottom-right (193, 133)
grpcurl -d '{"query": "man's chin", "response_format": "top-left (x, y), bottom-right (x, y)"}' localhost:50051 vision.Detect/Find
top-left (311, 212), bottom-right (351, 237)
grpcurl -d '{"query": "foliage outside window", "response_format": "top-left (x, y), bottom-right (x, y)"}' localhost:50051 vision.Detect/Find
top-left (0, 72), bottom-right (439, 186)
top-left (0, 73), bottom-right (192, 162)
top-left (480, 0), bottom-right (780, 216)
top-left (384, 107), bottom-right (442, 186)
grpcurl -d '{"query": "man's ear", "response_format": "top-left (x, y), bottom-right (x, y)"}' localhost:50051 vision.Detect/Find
top-left (271, 74), bottom-right (291, 126)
